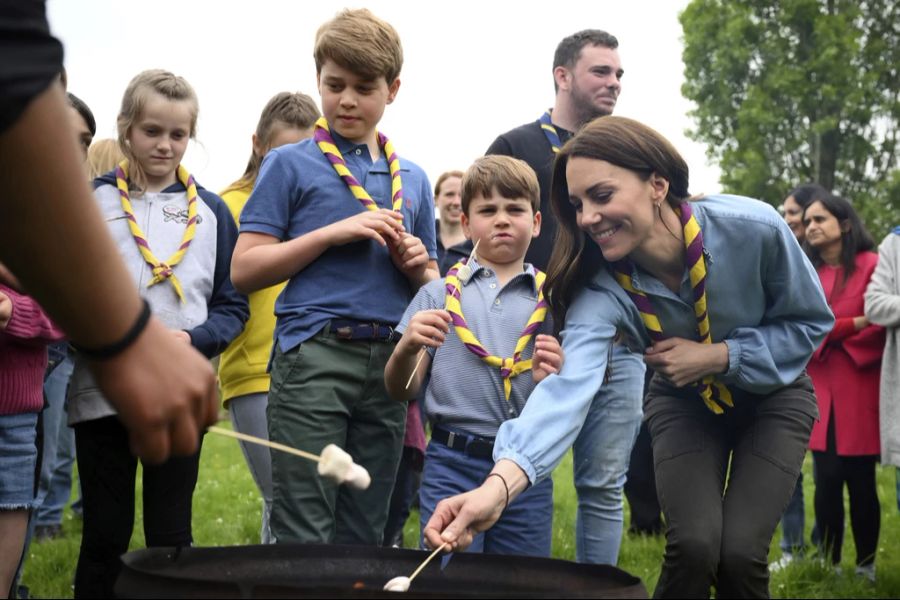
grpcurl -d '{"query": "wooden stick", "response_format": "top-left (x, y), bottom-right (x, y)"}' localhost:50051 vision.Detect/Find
top-left (468, 238), bottom-right (480, 261)
top-left (208, 425), bottom-right (320, 463)
top-left (409, 542), bottom-right (449, 583)
top-left (404, 347), bottom-right (427, 390)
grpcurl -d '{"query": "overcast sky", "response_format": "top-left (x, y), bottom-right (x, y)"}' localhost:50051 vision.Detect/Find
top-left (47, 0), bottom-right (723, 196)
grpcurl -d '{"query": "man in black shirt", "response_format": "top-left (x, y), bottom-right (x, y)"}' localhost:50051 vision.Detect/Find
top-left (485, 30), bottom-right (623, 270)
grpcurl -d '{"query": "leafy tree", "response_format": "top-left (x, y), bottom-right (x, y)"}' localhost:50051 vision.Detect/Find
top-left (680, 0), bottom-right (900, 238)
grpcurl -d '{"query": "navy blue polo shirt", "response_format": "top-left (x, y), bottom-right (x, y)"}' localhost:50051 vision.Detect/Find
top-left (239, 131), bottom-right (437, 352)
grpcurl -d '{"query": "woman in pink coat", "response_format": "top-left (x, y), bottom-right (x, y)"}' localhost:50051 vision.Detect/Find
top-left (803, 194), bottom-right (885, 581)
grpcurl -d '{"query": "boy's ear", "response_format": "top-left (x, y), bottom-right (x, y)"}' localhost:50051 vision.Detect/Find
top-left (460, 211), bottom-right (471, 239)
top-left (532, 210), bottom-right (542, 238)
top-left (386, 78), bottom-right (401, 104)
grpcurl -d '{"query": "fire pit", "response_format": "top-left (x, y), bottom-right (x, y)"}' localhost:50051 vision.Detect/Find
top-left (115, 543), bottom-right (647, 598)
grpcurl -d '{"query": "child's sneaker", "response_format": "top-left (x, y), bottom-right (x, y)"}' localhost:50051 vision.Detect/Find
top-left (855, 563), bottom-right (876, 583)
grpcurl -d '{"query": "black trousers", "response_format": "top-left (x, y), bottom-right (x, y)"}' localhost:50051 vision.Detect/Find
top-left (812, 413), bottom-right (880, 567)
top-left (646, 374), bottom-right (816, 599)
top-left (73, 416), bottom-right (202, 598)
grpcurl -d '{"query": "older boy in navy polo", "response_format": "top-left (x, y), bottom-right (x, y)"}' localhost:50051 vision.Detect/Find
top-left (385, 156), bottom-right (562, 556)
top-left (232, 9), bottom-right (438, 545)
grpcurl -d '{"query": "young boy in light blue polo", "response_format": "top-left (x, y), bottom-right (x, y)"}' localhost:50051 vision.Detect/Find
top-left (385, 155), bottom-right (562, 556)
top-left (232, 8), bottom-right (439, 545)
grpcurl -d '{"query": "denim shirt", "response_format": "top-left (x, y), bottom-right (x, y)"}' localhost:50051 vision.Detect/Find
top-left (494, 194), bottom-right (834, 484)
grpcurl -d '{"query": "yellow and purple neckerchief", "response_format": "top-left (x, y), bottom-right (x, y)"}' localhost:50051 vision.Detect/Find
top-left (444, 260), bottom-right (548, 402)
top-left (115, 160), bottom-right (197, 303)
top-left (611, 201), bottom-right (734, 414)
top-left (539, 110), bottom-right (562, 153)
top-left (313, 116), bottom-right (403, 213)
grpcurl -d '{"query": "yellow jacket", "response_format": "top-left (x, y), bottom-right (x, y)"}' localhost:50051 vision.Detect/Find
top-left (217, 184), bottom-right (285, 403)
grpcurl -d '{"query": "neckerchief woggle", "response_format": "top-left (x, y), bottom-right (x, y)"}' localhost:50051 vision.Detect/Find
top-left (115, 160), bottom-right (198, 303)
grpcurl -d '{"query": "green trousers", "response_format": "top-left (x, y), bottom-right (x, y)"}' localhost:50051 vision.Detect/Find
top-left (268, 328), bottom-right (406, 545)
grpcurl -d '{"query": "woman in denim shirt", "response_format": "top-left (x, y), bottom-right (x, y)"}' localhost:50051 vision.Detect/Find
top-left (424, 117), bottom-right (834, 599)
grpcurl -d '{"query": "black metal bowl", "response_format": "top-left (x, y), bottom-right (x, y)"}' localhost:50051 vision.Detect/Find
top-left (115, 543), bottom-right (647, 598)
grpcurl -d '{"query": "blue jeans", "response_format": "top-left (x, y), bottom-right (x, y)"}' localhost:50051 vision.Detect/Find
top-left (572, 346), bottom-right (644, 565)
top-left (33, 355), bottom-right (76, 527)
top-left (0, 412), bottom-right (39, 509)
top-left (779, 473), bottom-right (805, 553)
top-left (419, 439), bottom-right (553, 556)
top-left (229, 393), bottom-right (273, 544)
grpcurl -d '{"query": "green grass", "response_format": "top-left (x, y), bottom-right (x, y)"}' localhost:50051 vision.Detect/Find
top-left (20, 424), bottom-right (900, 598)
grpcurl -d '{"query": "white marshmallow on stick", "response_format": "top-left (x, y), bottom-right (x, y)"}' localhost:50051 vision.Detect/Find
top-left (208, 427), bottom-right (370, 489)
top-left (383, 542), bottom-right (449, 593)
top-left (383, 576), bottom-right (410, 593)
top-left (454, 238), bottom-right (480, 283)
top-left (317, 443), bottom-right (371, 489)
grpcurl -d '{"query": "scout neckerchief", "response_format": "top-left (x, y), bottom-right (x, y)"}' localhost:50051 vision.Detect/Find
top-left (444, 260), bottom-right (548, 402)
top-left (115, 160), bottom-right (197, 303)
top-left (539, 110), bottom-right (562, 153)
top-left (313, 117), bottom-right (403, 213)
top-left (611, 201), bottom-right (734, 414)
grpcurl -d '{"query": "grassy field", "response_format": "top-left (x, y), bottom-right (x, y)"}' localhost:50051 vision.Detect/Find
top-left (19, 421), bottom-right (900, 598)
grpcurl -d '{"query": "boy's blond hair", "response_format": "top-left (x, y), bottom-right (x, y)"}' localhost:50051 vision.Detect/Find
top-left (461, 156), bottom-right (541, 215)
top-left (314, 9), bottom-right (403, 83)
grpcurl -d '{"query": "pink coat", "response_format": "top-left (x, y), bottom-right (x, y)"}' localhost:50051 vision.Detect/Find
top-left (0, 284), bottom-right (66, 415)
top-left (808, 252), bottom-right (885, 456)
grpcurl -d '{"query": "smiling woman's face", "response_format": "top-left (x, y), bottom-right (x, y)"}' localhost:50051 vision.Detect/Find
top-left (565, 156), bottom-right (659, 263)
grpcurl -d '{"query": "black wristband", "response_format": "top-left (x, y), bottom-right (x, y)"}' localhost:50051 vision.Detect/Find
top-left (485, 472), bottom-right (510, 511)
top-left (72, 298), bottom-right (152, 360)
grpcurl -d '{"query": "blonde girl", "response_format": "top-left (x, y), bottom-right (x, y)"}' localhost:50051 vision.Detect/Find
top-left (217, 91), bottom-right (320, 544)
top-left (67, 69), bottom-right (248, 598)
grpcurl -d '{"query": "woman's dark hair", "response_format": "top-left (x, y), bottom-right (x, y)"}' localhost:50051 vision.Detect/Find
top-left (545, 116), bottom-right (690, 332)
top-left (67, 92), bottom-right (96, 137)
top-left (786, 182), bottom-right (828, 209)
top-left (802, 193), bottom-right (875, 281)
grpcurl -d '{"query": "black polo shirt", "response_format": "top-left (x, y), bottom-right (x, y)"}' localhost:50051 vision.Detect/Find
top-left (486, 118), bottom-right (573, 271)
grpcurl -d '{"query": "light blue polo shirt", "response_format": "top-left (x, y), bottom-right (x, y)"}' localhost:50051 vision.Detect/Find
top-left (239, 130), bottom-right (437, 352)
top-left (397, 259), bottom-right (553, 438)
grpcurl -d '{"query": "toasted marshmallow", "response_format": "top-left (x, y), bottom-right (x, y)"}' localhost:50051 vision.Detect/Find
top-left (345, 463), bottom-right (371, 490)
top-left (317, 444), bottom-right (352, 484)
top-left (383, 576), bottom-right (411, 592)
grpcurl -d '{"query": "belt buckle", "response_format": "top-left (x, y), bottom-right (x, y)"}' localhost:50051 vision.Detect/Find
top-left (334, 324), bottom-right (354, 340)
top-left (468, 439), bottom-right (493, 458)
top-left (446, 431), bottom-right (456, 449)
